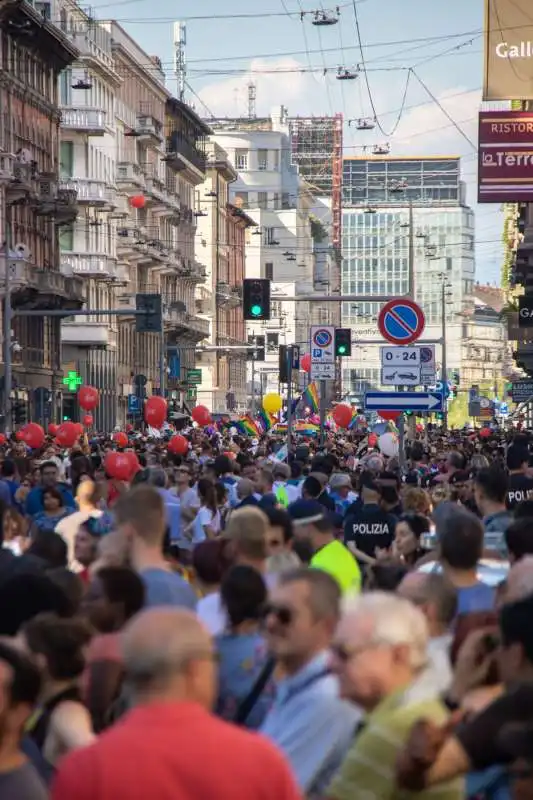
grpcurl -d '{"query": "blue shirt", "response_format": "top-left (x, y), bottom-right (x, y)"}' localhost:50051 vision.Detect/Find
top-left (457, 582), bottom-right (496, 615)
top-left (25, 485), bottom-right (74, 517)
top-left (157, 488), bottom-right (181, 544)
top-left (140, 567), bottom-right (197, 610)
top-left (260, 651), bottom-right (360, 795)
top-left (215, 631), bottom-right (274, 730)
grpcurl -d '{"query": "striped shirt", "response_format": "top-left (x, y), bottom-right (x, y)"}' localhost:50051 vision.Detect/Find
top-left (327, 687), bottom-right (464, 800)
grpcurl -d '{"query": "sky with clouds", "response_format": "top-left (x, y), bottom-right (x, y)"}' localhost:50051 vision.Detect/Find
top-left (90, 0), bottom-right (502, 283)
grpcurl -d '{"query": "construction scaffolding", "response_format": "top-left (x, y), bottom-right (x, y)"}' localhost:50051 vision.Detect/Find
top-left (288, 114), bottom-right (343, 250)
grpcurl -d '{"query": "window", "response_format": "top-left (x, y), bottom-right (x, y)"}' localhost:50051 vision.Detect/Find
top-left (257, 191), bottom-right (268, 209)
top-left (59, 226), bottom-right (73, 252)
top-left (257, 149), bottom-right (268, 170)
top-left (282, 193), bottom-right (290, 209)
top-left (59, 142), bottom-right (73, 178)
top-left (264, 262), bottom-right (273, 280)
top-left (267, 333), bottom-right (279, 352)
top-left (59, 70), bottom-right (71, 106)
top-left (235, 149), bottom-right (248, 170)
top-left (263, 227), bottom-right (276, 245)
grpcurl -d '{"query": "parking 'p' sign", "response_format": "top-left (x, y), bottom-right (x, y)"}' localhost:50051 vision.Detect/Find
top-left (378, 298), bottom-right (425, 345)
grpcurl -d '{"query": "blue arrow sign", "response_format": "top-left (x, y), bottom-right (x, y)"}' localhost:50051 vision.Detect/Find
top-left (365, 391), bottom-right (443, 412)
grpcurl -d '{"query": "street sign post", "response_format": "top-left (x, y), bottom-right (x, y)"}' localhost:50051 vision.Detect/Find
top-left (310, 325), bottom-right (335, 381)
top-left (381, 367), bottom-right (421, 387)
top-left (511, 381), bottom-right (533, 403)
top-left (378, 299), bottom-right (425, 345)
top-left (380, 346), bottom-right (421, 366)
top-left (419, 345), bottom-right (436, 384)
top-left (364, 391), bottom-right (443, 413)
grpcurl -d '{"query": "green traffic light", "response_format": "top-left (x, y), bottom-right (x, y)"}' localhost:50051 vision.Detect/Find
top-left (337, 345), bottom-right (347, 355)
top-left (251, 305), bottom-right (263, 317)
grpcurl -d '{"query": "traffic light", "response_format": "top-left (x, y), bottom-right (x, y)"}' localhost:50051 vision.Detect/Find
top-left (243, 279), bottom-right (270, 321)
top-left (334, 328), bottom-right (352, 357)
top-left (13, 400), bottom-right (27, 425)
top-left (136, 293), bottom-right (162, 333)
top-left (247, 335), bottom-right (265, 362)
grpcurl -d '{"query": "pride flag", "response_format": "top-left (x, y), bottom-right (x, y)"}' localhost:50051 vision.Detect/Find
top-left (300, 382), bottom-right (319, 413)
top-left (258, 408), bottom-right (276, 432)
top-left (236, 415), bottom-right (260, 437)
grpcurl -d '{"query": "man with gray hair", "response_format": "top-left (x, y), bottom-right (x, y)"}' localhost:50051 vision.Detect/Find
top-left (52, 609), bottom-right (301, 799)
top-left (326, 592), bottom-right (463, 800)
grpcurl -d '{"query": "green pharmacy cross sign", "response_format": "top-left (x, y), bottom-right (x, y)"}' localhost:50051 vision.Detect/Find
top-left (63, 371), bottom-right (83, 392)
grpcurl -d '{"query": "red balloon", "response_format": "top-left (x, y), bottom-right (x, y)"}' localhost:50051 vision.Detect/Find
top-left (378, 410), bottom-right (401, 422)
top-left (82, 414), bottom-right (93, 427)
top-left (129, 194), bottom-right (146, 209)
top-left (368, 432), bottom-right (378, 447)
top-left (48, 423), bottom-right (58, 436)
top-left (78, 385), bottom-right (99, 411)
top-left (113, 431), bottom-right (128, 448)
top-left (104, 451), bottom-right (132, 481)
top-left (16, 427), bottom-right (27, 441)
top-left (74, 423), bottom-right (84, 435)
top-left (223, 451), bottom-right (236, 460)
top-left (21, 423), bottom-right (45, 450)
top-left (300, 353), bottom-right (311, 373)
top-left (168, 434), bottom-right (188, 456)
top-left (124, 450), bottom-right (140, 477)
top-left (332, 404), bottom-right (353, 428)
top-left (0, 434), bottom-right (6, 446)
top-left (416, 423), bottom-right (424, 433)
top-left (144, 395), bottom-right (167, 429)
top-left (479, 427), bottom-right (492, 439)
top-left (56, 422), bottom-right (79, 448)
top-left (191, 405), bottom-right (211, 426)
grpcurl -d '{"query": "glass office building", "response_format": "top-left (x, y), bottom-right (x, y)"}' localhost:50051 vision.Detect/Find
top-left (341, 157), bottom-right (475, 398)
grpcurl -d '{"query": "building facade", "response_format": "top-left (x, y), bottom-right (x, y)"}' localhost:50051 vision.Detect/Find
top-left (53, 13), bottom-right (209, 428)
top-left (341, 156), bottom-right (476, 400)
top-left (460, 285), bottom-right (512, 395)
top-left (209, 108), bottom-right (315, 399)
top-left (0, 0), bottom-right (84, 426)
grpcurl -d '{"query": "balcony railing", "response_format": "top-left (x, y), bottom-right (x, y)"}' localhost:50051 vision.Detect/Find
top-left (116, 162), bottom-right (146, 191)
top-left (61, 321), bottom-right (113, 347)
top-left (60, 178), bottom-right (115, 207)
top-left (61, 107), bottom-right (106, 135)
top-left (166, 131), bottom-right (206, 174)
top-left (70, 32), bottom-right (117, 78)
top-left (61, 252), bottom-right (117, 279)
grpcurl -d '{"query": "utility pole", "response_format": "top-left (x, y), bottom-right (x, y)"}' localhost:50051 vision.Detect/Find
top-left (159, 320), bottom-right (166, 399)
top-left (441, 278), bottom-right (448, 430)
top-left (286, 345), bottom-right (293, 459)
top-left (408, 201), bottom-right (415, 298)
top-left (319, 379), bottom-right (327, 448)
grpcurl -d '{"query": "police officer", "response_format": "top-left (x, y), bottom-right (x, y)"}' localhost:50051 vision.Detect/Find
top-left (343, 473), bottom-right (397, 563)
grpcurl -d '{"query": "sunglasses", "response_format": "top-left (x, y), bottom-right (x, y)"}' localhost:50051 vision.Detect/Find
top-left (260, 603), bottom-right (293, 626)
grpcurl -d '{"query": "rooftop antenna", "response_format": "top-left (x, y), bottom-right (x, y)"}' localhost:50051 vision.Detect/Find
top-left (247, 81), bottom-right (257, 119)
top-left (173, 21), bottom-right (186, 102)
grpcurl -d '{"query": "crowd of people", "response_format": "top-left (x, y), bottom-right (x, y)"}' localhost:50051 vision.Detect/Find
top-left (1, 425), bottom-right (533, 798)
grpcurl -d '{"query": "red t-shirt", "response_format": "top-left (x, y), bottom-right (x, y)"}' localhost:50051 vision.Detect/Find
top-left (51, 702), bottom-right (302, 800)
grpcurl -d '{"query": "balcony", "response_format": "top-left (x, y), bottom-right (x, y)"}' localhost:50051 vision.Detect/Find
top-left (33, 177), bottom-right (78, 224)
top-left (165, 131), bottom-right (206, 182)
top-left (61, 321), bottom-right (115, 348)
top-left (163, 302), bottom-right (210, 340)
top-left (61, 252), bottom-right (117, 279)
top-left (61, 107), bottom-right (106, 135)
top-left (60, 178), bottom-right (116, 208)
top-left (70, 32), bottom-right (120, 83)
top-left (129, 114), bottom-right (163, 146)
top-left (0, 255), bottom-right (84, 308)
top-left (115, 161), bottom-right (146, 192)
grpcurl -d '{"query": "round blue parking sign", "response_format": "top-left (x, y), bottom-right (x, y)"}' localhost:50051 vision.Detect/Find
top-left (313, 328), bottom-right (333, 348)
top-left (378, 298), bottom-right (425, 345)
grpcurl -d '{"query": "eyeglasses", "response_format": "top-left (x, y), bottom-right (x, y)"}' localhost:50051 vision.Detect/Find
top-left (260, 603), bottom-right (293, 626)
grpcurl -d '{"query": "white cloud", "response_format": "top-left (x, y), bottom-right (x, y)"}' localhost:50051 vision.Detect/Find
top-left (197, 58), bottom-right (320, 117)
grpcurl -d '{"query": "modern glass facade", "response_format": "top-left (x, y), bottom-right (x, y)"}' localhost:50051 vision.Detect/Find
top-left (341, 157), bottom-right (475, 398)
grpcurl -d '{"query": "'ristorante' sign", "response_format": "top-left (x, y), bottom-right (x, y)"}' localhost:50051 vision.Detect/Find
top-left (484, 0), bottom-right (533, 100)
top-left (478, 111), bottom-right (533, 203)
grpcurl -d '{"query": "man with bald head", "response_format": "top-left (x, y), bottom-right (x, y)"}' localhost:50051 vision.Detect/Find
top-left (52, 608), bottom-right (301, 800)
top-left (398, 572), bottom-right (457, 698)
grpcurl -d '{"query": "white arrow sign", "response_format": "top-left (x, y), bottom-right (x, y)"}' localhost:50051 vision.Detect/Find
top-left (365, 391), bottom-right (443, 412)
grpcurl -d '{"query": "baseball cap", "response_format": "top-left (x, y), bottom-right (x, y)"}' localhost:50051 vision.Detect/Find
top-left (287, 499), bottom-right (325, 526)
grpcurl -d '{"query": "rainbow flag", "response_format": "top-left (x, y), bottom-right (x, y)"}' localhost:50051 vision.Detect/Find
top-left (236, 415), bottom-right (260, 437)
top-left (258, 408), bottom-right (276, 432)
top-left (301, 382), bottom-right (319, 413)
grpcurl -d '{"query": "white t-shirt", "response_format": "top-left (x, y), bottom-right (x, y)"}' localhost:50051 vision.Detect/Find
top-left (192, 506), bottom-right (221, 544)
top-left (55, 509), bottom-right (103, 570)
top-left (197, 591), bottom-right (226, 635)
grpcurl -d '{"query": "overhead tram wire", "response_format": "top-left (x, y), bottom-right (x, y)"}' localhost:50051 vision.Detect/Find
top-left (410, 69), bottom-right (478, 152)
top-left (349, 0), bottom-right (412, 138)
